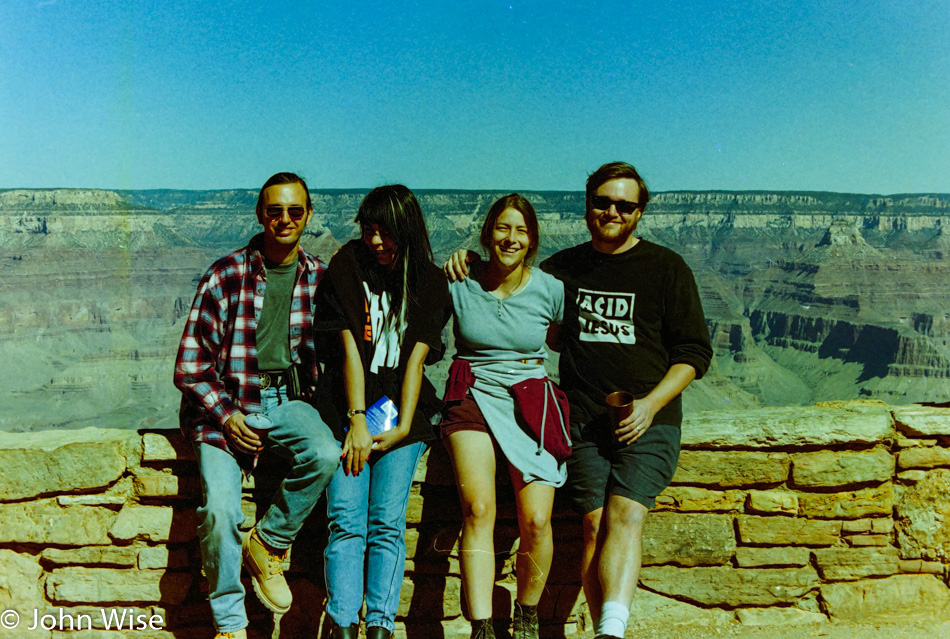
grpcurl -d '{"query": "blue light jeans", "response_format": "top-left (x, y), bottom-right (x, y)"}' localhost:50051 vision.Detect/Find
top-left (194, 388), bottom-right (340, 633)
top-left (324, 441), bottom-right (427, 632)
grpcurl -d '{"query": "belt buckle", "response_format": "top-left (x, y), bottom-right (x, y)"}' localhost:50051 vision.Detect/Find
top-left (260, 372), bottom-right (272, 390)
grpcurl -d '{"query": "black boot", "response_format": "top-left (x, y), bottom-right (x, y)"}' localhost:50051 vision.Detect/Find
top-left (511, 601), bottom-right (539, 639)
top-left (366, 626), bottom-right (393, 639)
top-left (331, 623), bottom-right (359, 639)
top-left (470, 618), bottom-right (495, 639)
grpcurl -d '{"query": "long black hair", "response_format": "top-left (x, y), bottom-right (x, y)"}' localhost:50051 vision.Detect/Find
top-left (354, 184), bottom-right (433, 342)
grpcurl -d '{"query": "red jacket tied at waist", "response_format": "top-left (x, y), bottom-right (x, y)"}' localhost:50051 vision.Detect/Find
top-left (444, 359), bottom-right (476, 402)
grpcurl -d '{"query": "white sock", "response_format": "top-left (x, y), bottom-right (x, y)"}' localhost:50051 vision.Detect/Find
top-left (597, 601), bottom-right (629, 637)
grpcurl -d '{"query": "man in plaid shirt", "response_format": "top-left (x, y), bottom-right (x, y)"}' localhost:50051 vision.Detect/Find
top-left (174, 172), bottom-right (340, 639)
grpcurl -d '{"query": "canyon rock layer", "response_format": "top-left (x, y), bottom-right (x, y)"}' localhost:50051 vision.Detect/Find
top-left (1, 188), bottom-right (948, 432)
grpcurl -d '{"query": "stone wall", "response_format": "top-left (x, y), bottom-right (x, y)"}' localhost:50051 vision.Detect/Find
top-left (2, 402), bottom-right (950, 638)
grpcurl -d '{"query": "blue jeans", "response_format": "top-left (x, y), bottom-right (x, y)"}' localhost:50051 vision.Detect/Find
top-left (324, 441), bottom-right (427, 632)
top-left (194, 388), bottom-right (340, 633)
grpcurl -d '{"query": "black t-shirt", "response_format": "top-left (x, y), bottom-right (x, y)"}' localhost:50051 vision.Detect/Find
top-left (313, 240), bottom-right (452, 446)
top-left (540, 240), bottom-right (712, 428)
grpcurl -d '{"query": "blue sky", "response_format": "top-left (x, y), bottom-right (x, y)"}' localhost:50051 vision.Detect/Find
top-left (1, 0), bottom-right (947, 193)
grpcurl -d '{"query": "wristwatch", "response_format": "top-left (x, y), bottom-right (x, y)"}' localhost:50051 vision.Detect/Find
top-left (346, 408), bottom-right (366, 420)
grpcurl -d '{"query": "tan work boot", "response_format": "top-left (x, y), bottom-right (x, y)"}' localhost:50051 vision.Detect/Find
top-left (214, 630), bottom-right (247, 639)
top-left (242, 527), bottom-right (292, 613)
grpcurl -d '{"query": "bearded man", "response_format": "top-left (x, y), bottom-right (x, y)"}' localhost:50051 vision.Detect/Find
top-left (539, 162), bottom-right (712, 639)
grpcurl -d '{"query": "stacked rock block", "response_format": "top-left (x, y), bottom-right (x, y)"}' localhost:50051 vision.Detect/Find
top-left (629, 402), bottom-right (950, 632)
top-left (2, 402), bottom-right (950, 638)
top-left (0, 429), bottom-right (196, 639)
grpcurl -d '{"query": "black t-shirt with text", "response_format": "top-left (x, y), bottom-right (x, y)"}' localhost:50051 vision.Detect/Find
top-left (541, 240), bottom-right (712, 428)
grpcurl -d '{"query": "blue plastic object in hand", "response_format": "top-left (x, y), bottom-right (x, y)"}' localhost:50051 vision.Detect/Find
top-left (364, 396), bottom-right (399, 436)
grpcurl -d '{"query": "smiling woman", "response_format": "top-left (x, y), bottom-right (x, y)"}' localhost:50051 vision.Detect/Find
top-left (439, 193), bottom-right (566, 639)
top-left (479, 193), bottom-right (540, 290)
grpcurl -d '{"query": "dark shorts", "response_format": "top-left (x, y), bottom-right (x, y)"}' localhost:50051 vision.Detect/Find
top-left (566, 414), bottom-right (681, 513)
top-left (438, 394), bottom-right (490, 438)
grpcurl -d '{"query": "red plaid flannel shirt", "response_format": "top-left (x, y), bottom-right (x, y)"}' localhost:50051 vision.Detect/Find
top-left (173, 235), bottom-right (326, 454)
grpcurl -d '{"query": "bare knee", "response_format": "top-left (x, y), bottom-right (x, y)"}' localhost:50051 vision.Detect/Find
top-left (606, 499), bottom-right (648, 538)
top-left (518, 510), bottom-right (552, 544)
top-left (463, 498), bottom-right (495, 529)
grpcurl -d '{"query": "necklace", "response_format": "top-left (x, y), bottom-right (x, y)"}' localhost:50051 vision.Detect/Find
top-left (487, 266), bottom-right (528, 304)
top-left (503, 266), bottom-right (526, 298)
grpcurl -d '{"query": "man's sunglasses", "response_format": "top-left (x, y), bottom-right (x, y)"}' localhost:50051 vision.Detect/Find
top-left (590, 196), bottom-right (641, 215)
top-left (263, 205), bottom-right (308, 220)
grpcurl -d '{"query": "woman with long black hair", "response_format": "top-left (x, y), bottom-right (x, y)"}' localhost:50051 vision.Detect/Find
top-left (314, 185), bottom-right (450, 639)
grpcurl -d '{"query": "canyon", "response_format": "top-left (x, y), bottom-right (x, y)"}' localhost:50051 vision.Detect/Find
top-left (1, 187), bottom-right (948, 432)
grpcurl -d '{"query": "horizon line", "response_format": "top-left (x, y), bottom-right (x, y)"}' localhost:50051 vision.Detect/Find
top-left (3, 186), bottom-right (950, 199)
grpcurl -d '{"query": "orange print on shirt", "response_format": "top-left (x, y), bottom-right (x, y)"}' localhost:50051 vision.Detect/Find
top-left (363, 298), bottom-right (372, 342)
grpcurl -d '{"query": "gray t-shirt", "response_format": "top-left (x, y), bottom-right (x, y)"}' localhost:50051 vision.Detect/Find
top-left (450, 266), bottom-right (566, 486)
top-left (452, 265), bottom-right (564, 362)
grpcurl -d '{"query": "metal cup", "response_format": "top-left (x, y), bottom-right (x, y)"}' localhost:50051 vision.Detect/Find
top-left (244, 413), bottom-right (275, 444)
top-left (606, 391), bottom-right (635, 429)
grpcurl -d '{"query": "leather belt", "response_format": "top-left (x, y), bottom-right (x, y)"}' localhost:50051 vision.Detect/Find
top-left (518, 358), bottom-right (545, 366)
top-left (259, 370), bottom-right (288, 390)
